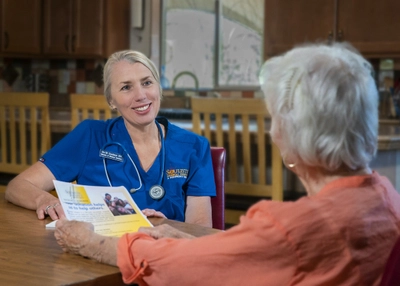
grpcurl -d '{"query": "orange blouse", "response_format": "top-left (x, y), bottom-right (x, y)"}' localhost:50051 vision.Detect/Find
top-left (118, 172), bottom-right (400, 285)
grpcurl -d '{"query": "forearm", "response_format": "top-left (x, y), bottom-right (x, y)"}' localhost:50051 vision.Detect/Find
top-left (5, 162), bottom-right (57, 210)
top-left (185, 196), bottom-right (212, 227)
top-left (5, 177), bottom-right (54, 210)
top-left (79, 233), bottom-right (119, 266)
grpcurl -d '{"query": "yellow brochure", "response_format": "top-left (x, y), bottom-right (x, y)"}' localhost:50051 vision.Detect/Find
top-left (49, 180), bottom-right (153, 237)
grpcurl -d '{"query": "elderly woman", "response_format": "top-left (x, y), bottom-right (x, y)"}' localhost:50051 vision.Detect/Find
top-left (54, 43), bottom-right (400, 285)
top-left (5, 50), bottom-right (215, 227)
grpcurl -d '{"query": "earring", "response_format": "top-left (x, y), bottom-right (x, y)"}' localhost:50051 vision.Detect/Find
top-left (283, 155), bottom-right (296, 168)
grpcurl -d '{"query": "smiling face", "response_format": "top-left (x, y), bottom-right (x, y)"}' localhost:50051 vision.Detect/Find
top-left (109, 60), bottom-right (161, 128)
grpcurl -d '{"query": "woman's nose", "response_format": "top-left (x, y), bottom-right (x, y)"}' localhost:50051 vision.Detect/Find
top-left (132, 85), bottom-right (147, 101)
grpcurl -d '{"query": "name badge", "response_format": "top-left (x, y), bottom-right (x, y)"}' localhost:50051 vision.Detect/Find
top-left (99, 150), bottom-right (124, 162)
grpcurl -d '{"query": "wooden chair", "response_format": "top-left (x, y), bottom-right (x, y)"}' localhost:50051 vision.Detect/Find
top-left (191, 96), bottom-right (283, 225)
top-left (210, 146), bottom-right (226, 230)
top-left (0, 92), bottom-right (51, 174)
top-left (70, 94), bottom-right (119, 129)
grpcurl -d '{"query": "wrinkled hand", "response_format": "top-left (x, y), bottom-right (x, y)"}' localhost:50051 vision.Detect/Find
top-left (37, 199), bottom-right (66, 220)
top-left (141, 208), bottom-right (167, 218)
top-left (55, 219), bottom-right (95, 255)
top-left (138, 224), bottom-right (195, 239)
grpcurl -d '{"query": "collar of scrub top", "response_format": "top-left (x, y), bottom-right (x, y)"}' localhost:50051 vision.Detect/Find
top-left (101, 117), bottom-right (165, 193)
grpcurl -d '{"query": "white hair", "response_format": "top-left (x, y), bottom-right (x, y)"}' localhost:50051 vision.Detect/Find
top-left (260, 42), bottom-right (378, 172)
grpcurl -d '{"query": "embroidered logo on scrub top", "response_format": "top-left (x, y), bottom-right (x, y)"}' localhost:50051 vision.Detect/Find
top-left (166, 169), bottom-right (188, 179)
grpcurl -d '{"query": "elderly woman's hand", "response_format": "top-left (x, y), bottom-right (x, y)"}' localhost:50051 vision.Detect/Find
top-left (54, 219), bottom-right (95, 255)
top-left (138, 224), bottom-right (195, 239)
top-left (54, 219), bottom-right (119, 266)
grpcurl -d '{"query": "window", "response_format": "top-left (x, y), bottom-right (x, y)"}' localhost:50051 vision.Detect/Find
top-left (161, 0), bottom-right (264, 90)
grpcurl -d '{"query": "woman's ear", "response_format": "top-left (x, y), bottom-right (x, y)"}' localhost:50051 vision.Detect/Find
top-left (109, 101), bottom-right (117, 110)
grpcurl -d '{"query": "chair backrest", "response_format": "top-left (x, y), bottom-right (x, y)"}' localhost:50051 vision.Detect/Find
top-left (191, 96), bottom-right (283, 225)
top-left (0, 92), bottom-right (51, 174)
top-left (210, 146), bottom-right (226, 230)
top-left (379, 236), bottom-right (400, 286)
top-left (70, 94), bottom-right (119, 129)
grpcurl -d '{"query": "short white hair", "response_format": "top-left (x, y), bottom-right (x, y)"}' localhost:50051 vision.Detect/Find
top-left (260, 42), bottom-right (378, 172)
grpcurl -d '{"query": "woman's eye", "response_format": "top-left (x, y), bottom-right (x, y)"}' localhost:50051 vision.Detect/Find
top-left (121, 85), bottom-right (130, 91)
top-left (143, 80), bottom-right (152, 86)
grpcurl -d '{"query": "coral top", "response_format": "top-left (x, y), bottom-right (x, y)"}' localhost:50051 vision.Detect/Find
top-left (118, 172), bottom-right (400, 286)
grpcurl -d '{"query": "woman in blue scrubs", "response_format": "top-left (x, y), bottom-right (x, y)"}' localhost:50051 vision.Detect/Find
top-left (5, 50), bottom-right (216, 227)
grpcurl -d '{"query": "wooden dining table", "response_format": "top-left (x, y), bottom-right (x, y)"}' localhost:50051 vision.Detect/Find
top-left (0, 192), bottom-right (220, 286)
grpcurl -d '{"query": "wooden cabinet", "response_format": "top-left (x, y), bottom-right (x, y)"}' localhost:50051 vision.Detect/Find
top-left (0, 0), bottom-right (42, 55)
top-left (43, 0), bottom-right (102, 57)
top-left (264, 0), bottom-right (334, 58)
top-left (264, 0), bottom-right (400, 58)
top-left (337, 1), bottom-right (400, 58)
top-left (43, 0), bottom-right (129, 58)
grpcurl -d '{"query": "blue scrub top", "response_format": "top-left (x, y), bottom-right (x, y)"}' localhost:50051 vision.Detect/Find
top-left (41, 117), bottom-right (216, 221)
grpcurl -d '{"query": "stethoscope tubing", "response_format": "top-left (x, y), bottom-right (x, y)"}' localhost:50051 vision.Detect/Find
top-left (102, 117), bottom-right (165, 192)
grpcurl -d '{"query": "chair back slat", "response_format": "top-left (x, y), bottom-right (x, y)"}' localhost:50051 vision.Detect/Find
top-left (242, 115), bottom-right (251, 183)
top-left (19, 106), bottom-right (27, 165)
top-left (93, 109), bottom-right (100, 120)
top-left (9, 109), bottom-right (17, 165)
top-left (0, 92), bottom-right (51, 174)
top-left (42, 106), bottom-right (51, 155)
top-left (204, 115), bottom-right (211, 140)
top-left (30, 107), bottom-right (38, 162)
top-left (0, 107), bottom-right (6, 164)
top-left (70, 94), bottom-right (119, 130)
top-left (191, 96), bottom-right (283, 225)
top-left (215, 113), bottom-right (223, 147)
top-left (228, 114), bottom-right (237, 182)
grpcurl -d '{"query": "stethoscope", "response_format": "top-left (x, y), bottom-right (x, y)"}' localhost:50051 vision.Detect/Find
top-left (100, 117), bottom-right (166, 200)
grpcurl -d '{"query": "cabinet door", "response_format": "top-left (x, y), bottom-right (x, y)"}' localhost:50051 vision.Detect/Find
top-left (0, 0), bottom-right (42, 54)
top-left (43, 0), bottom-right (73, 55)
top-left (337, 0), bottom-right (400, 58)
top-left (72, 0), bottom-right (104, 57)
top-left (103, 0), bottom-right (130, 58)
top-left (264, 0), bottom-right (335, 58)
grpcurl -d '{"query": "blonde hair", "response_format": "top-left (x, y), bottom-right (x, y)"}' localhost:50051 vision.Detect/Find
top-left (103, 50), bottom-right (162, 105)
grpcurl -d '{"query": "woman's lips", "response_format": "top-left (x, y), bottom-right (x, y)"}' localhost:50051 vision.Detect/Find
top-left (133, 103), bottom-right (151, 111)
